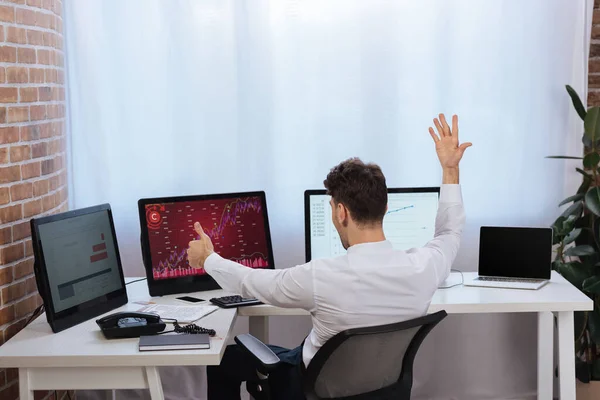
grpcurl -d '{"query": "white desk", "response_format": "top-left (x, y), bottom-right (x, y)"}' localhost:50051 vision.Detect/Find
top-left (239, 271), bottom-right (593, 400)
top-left (0, 272), bottom-right (592, 400)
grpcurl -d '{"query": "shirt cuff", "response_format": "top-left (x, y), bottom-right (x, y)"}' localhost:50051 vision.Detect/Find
top-left (440, 184), bottom-right (462, 203)
top-left (203, 252), bottom-right (221, 273)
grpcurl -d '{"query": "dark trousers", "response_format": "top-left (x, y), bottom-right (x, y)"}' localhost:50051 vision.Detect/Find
top-left (207, 344), bottom-right (304, 400)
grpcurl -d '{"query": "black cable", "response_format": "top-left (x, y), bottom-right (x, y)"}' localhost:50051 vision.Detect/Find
top-left (125, 278), bottom-right (147, 286)
top-left (438, 269), bottom-right (464, 289)
top-left (24, 304), bottom-right (44, 327)
top-left (159, 318), bottom-right (216, 336)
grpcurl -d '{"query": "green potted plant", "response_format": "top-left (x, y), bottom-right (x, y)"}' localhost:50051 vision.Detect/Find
top-left (548, 85), bottom-right (600, 389)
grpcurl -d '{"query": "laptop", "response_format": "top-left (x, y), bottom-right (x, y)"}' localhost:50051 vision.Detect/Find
top-left (464, 226), bottom-right (552, 290)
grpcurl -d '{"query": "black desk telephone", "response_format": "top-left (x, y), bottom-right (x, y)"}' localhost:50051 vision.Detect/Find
top-left (96, 311), bottom-right (166, 339)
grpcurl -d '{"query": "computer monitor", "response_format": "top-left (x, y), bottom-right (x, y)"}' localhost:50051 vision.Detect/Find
top-left (304, 187), bottom-right (440, 261)
top-left (138, 191), bottom-right (275, 296)
top-left (31, 204), bottom-right (128, 333)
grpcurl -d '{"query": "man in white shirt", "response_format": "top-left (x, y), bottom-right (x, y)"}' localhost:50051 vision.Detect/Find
top-left (188, 113), bottom-right (471, 400)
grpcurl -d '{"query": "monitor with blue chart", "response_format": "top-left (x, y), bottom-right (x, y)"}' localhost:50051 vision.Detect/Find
top-left (304, 188), bottom-right (440, 261)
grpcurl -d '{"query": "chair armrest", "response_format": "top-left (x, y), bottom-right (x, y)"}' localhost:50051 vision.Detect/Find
top-left (235, 334), bottom-right (281, 371)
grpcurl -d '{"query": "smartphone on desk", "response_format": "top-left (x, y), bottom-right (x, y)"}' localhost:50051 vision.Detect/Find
top-left (176, 296), bottom-right (205, 304)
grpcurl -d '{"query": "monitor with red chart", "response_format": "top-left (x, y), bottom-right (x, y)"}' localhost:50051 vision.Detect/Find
top-left (138, 191), bottom-right (275, 296)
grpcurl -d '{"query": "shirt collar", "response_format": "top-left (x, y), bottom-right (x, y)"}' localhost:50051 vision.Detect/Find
top-left (346, 240), bottom-right (393, 254)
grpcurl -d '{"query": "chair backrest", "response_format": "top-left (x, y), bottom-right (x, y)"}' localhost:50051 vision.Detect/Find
top-left (303, 310), bottom-right (448, 400)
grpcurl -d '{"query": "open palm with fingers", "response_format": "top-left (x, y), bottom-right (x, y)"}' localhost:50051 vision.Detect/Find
top-left (428, 114), bottom-right (472, 169)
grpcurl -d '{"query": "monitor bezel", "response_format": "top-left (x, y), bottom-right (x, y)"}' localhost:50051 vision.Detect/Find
top-left (304, 187), bottom-right (441, 262)
top-left (138, 191), bottom-right (275, 296)
top-left (30, 203), bottom-right (128, 333)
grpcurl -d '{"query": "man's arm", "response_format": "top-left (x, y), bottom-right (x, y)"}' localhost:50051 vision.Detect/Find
top-left (203, 253), bottom-right (316, 311)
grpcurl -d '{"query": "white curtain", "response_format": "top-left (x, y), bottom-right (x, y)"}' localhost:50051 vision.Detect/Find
top-left (64, 0), bottom-right (590, 399)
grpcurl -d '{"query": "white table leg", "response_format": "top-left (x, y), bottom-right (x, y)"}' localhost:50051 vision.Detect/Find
top-left (105, 389), bottom-right (116, 400)
top-left (537, 311), bottom-right (553, 400)
top-left (557, 311), bottom-right (576, 400)
top-left (249, 316), bottom-right (269, 343)
top-left (19, 368), bottom-right (34, 400)
top-left (145, 366), bottom-right (164, 400)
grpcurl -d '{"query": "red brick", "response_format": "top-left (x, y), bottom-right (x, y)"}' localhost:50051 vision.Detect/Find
top-left (31, 143), bottom-right (47, 159)
top-left (25, 276), bottom-right (36, 294)
top-left (48, 175), bottom-right (58, 191)
top-left (45, 68), bottom-right (57, 83)
top-left (56, 36), bottom-right (63, 50)
top-left (589, 91), bottom-right (600, 108)
top-left (0, 67), bottom-right (5, 83)
top-left (39, 122), bottom-right (52, 138)
top-left (38, 86), bottom-right (51, 101)
top-left (42, 192), bottom-right (55, 211)
top-left (16, 8), bottom-right (36, 25)
top-left (10, 182), bottom-right (33, 201)
top-left (27, 0), bottom-right (43, 6)
top-left (6, 67), bottom-right (28, 83)
top-left (3, 0), bottom-right (25, 3)
top-left (0, 46), bottom-right (17, 63)
top-left (13, 258), bottom-right (33, 279)
top-left (0, 227), bottom-right (11, 245)
top-left (0, 266), bottom-right (12, 285)
top-left (21, 161), bottom-right (41, 179)
top-left (21, 125), bottom-right (40, 141)
top-left (42, 31), bottom-right (54, 47)
top-left (4, 319), bottom-right (26, 343)
top-left (24, 238), bottom-right (32, 256)
top-left (33, 178), bottom-right (48, 196)
top-left (0, 243), bottom-right (24, 265)
top-left (10, 145), bottom-right (31, 163)
top-left (0, 305), bottom-right (15, 325)
top-left (57, 69), bottom-right (64, 84)
top-left (20, 87), bottom-right (38, 103)
top-left (0, 127), bottom-right (19, 144)
top-left (6, 27), bottom-right (26, 44)
top-left (0, 204), bottom-right (21, 224)
top-left (35, 11), bottom-right (51, 29)
top-left (0, 148), bottom-right (6, 164)
top-left (2, 280), bottom-right (27, 305)
top-left (0, 166), bottom-right (21, 184)
top-left (29, 68), bottom-right (44, 83)
top-left (30, 105), bottom-right (46, 120)
top-left (27, 29), bottom-right (44, 45)
top-left (0, 88), bottom-right (18, 103)
top-left (15, 295), bottom-right (36, 318)
top-left (0, 5), bottom-right (15, 23)
top-left (0, 187), bottom-right (8, 205)
top-left (41, 158), bottom-right (54, 175)
top-left (17, 47), bottom-right (36, 64)
top-left (23, 199), bottom-right (41, 217)
top-left (0, 27), bottom-right (4, 42)
top-left (0, 107), bottom-right (6, 124)
top-left (37, 48), bottom-right (50, 64)
top-left (7, 106), bottom-right (29, 123)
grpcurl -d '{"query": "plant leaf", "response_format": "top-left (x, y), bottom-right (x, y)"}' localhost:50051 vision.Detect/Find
top-left (576, 168), bottom-right (592, 178)
top-left (584, 152), bottom-right (600, 169)
top-left (561, 200), bottom-right (583, 219)
top-left (576, 358), bottom-right (591, 383)
top-left (565, 228), bottom-right (582, 245)
top-left (585, 187), bottom-right (600, 217)
top-left (583, 276), bottom-right (600, 293)
top-left (556, 261), bottom-right (590, 289)
top-left (559, 194), bottom-right (585, 207)
top-left (567, 84), bottom-right (587, 120)
top-left (546, 156), bottom-right (584, 159)
top-left (588, 309), bottom-right (600, 345)
top-left (592, 359), bottom-right (600, 381)
top-left (574, 310), bottom-right (587, 342)
top-left (564, 245), bottom-right (597, 257)
top-left (585, 107), bottom-right (600, 143)
top-left (577, 176), bottom-right (592, 195)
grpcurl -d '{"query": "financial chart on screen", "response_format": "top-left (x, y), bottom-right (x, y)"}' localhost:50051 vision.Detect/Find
top-left (308, 191), bottom-right (439, 260)
top-left (145, 196), bottom-right (271, 279)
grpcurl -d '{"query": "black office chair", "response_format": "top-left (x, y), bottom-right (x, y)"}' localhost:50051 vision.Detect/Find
top-left (235, 310), bottom-right (448, 400)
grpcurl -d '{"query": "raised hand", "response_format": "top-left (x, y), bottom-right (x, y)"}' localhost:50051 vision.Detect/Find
top-left (187, 222), bottom-right (215, 269)
top-left (428, 114), bottom-right (472, 170)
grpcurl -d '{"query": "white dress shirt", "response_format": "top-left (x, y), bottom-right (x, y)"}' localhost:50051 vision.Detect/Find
top-left (204, 184), bottom-right (465, 367)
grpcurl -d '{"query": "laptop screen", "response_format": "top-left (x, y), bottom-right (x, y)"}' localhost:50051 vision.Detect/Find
top-left (478, 227), bottom-right (552, 280)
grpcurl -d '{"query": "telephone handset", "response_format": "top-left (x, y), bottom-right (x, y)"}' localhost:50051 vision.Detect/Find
top-left (96, 311), bottom-right (166, 339)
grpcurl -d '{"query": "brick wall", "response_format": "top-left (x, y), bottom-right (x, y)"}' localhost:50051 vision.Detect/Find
top-left (0, 0), bottom-right (69, 399)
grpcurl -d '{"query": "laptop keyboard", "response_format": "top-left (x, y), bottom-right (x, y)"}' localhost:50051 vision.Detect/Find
top-left (476, 277), bottom-right (544, 284)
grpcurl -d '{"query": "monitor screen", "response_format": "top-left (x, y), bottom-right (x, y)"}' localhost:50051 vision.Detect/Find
top-left (139, 191), bottom-right (275, 295)
top-left (305, 188), bottom-right (440, 261)
top-left (31, 204), bottom-right (127, 332)
top-left (478, 227), bottom-right (552, 279)
top-left (37, 209), bottom-right (124, 313)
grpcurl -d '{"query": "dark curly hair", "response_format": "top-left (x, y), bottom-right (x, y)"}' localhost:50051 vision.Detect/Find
top-left (323, 158), bottom-right (387, 225)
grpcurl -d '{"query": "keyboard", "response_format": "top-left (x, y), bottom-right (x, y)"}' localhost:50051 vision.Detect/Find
top-left (210, 295), bottom-right (262, 308)
top-left (465, 276), bottom-right (548, 290)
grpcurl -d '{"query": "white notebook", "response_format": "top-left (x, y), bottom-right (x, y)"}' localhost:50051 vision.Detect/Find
top-left (137, 304), bottom-right (218, 323)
